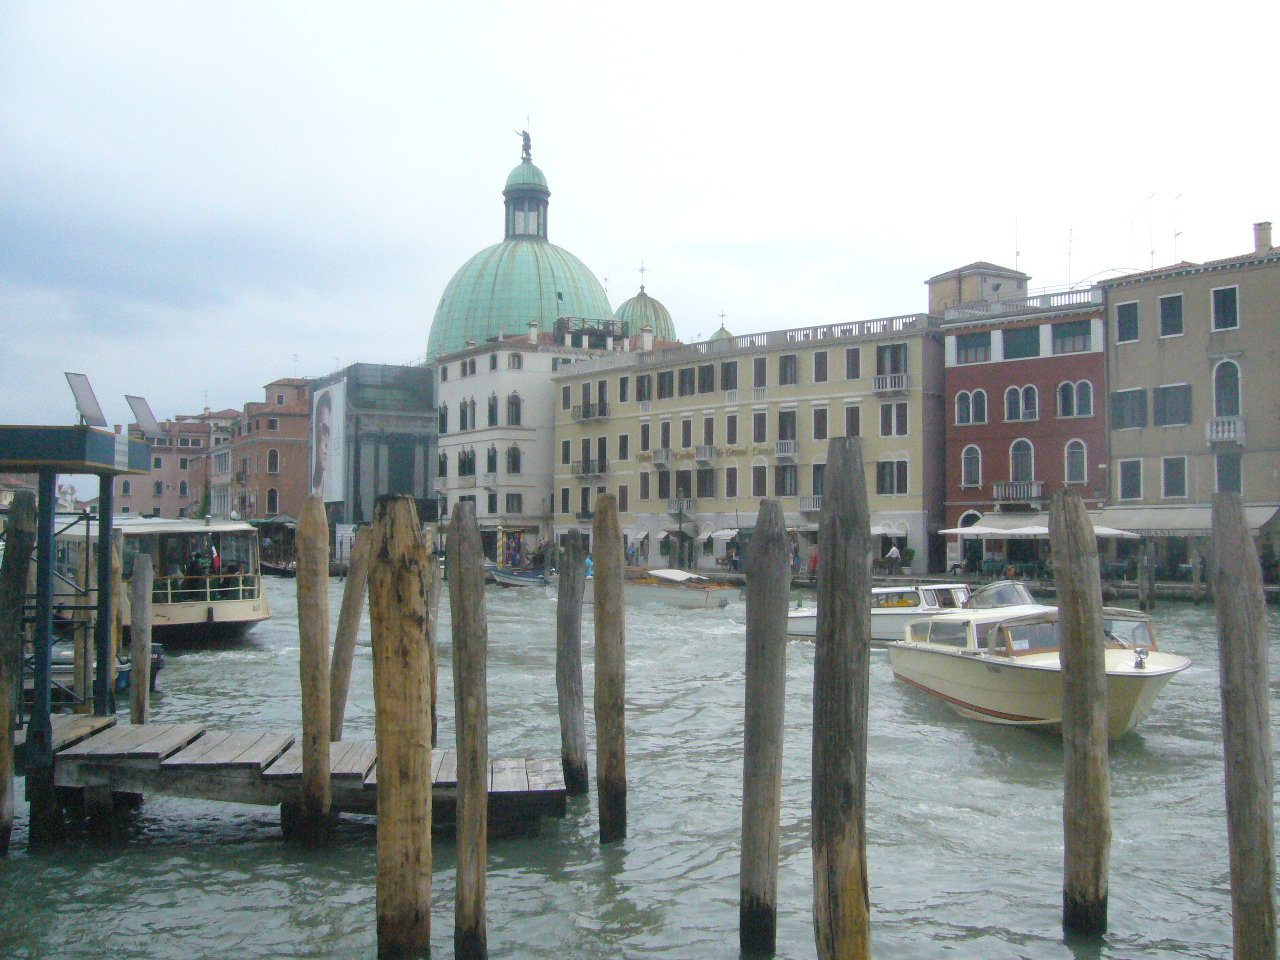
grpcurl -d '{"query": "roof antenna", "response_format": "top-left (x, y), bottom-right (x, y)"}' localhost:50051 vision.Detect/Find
top-left (1173, 193), bottom-right (1183, 261)
top-left (1148, 192), bottom-right (1156, 268)
top-left (1014, 217), bottom-right (1020, 273)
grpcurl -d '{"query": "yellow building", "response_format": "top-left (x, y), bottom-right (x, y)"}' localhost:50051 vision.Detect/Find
top-left (551, 314), bottom-right (946, 574)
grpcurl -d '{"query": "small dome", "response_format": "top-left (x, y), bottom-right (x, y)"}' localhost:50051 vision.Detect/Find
top-left (615, 286), bottom-right (676, 341)
top-left (504, 159), bottom-right (548, 194)
top-left (709, 324), bottom-right (734, 341)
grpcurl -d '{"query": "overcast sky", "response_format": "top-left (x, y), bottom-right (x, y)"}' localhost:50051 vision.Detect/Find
top-left (2, 1), bottom-right (1276, 433)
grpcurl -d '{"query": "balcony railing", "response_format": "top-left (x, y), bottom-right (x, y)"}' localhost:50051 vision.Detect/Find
top-left (1206, 416), bottom-right (1246, 444)
top-left (571, 401), bottom-right (610, 421)
top-left (651, 448), bottom-right (673, 468)
top-left (873, 373), bottom-right (911, 393)
top-left (456, 474), bottom-right (477, 488)
top-left (799, 495), bottom-right (823, 512)
top-left (752, 387), bottom-right (768, 401)
top-left (481, 472), bottom-right (498, 488)
top-left (570, 459), bottom-right (608, 477)
top-left (695, 445), bottom-right (718, 462)
top-left (725, 389), bottom-right (739, 404)
top-left (575, 510), bottom-right (594, 521)
top-left (993, 480), bottom-right (1043, 502)
top-left (775, 439), bottom-right (797, 459)
top-left (666, 498), bottom-right (696, 515)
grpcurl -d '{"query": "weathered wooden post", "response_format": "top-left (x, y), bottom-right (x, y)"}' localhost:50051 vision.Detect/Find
top-left (448, 501), bottom-right (489, 960)
top-left (1211, 494), bottom-right (1276, 959)
top-left (740, 499), bottom-right (790, 954)
top-left (369, 495), bottom-right (434, 958)
top-left (1138, 547), bottom-right (1156, 612)
top-left (555, 531), bottom-right (588, 795)
top-left (426, 528), bottom-right (441, 749)
top-left (128, 553), bottom-right (153, 724)
top-left (109, 529), bottom-right (124, 705)
top-left (1190, 543), bottom-right (1204, 605)
top-left (0, 491), bottom-right (37, 856)
top-left (812, 437), bottom-right (872, 960)
top-left (593, 494), bottom-right (627, 843)
top-left (73, 530), bottom-right (91, 715)
top-left (288, 493), bottom-right (332, 842)
top-left (329, 525), bottom-right (372, 741)
top-left (1050, 490), bottom-right (1111, 937)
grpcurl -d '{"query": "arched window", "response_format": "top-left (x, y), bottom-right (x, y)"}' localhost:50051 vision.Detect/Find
top-left (486, 446), bottom-right (498, 474)
top-left (267, 448), bottom-right (280, 473)
top-left (1010, 439), bottom-right (1034, 482)
top-left (179, 480), bottom-right (189, 497)
top-left (1065, 440), bottom-right (1086, 484)
top-left (961, 444), bottom-right (981, 487)
top-left (1058, 382), bottom-right (1075, 417)
top-left (1076, 381), bottom-right (1093, 417)
top-left (121, 479), bottom-right (131, 496)
top-left (1005, 387), bottom-right (1021, 422)
top-left (438, 405), bottom-right (448, 434)
top-left (508, 353), bottom-right (523, 369)
top-left (1214, 360), bottom-right (1240, 417)
top-left (438, 452), bottom-right (448, 477)
top-left (488, 394), bottom-right (498, 427)
top-left (469, 399), bottom-right (477, 429)
top-left (507, 446), bottom-right (522, 475)
top-left (507, 393), bottom-right (522, 426)
top-left (267, 488), bottom-right (279, 514)
top-left (972, 389), bottom-right (987, 423)
top-left (955, 392), bottom-right (971, 425)
top-left (1021, 385), bottom-right (1038, 420)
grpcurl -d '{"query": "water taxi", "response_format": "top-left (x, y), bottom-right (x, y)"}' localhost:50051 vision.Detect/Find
top-left (787, 583), bottom-right (973, 641)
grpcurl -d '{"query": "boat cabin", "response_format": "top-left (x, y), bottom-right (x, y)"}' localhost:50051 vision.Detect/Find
top-left (906, 607), bottom-right (1158, 658)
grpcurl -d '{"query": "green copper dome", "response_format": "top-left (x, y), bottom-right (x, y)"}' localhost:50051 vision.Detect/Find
top-left (427, 139), bottom-right (612, 360)
top-left (709, 324), bottom-right (734, 341)
top-left (614, 286), bottom-right (677, 342)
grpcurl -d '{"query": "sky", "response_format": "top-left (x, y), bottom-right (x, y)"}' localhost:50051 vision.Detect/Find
top-left (2, 1), bottom-right (1277, 435)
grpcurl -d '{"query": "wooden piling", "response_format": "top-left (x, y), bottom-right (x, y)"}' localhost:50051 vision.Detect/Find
top-left (1211, 494), bottom-right (1276, 959)
top-left (739, 499), bottom-right (790, 955)
top-left (593, 494), bottom-right (627, 844)
top-left (109, 530), bottom-right (123, 705)
top-left (555, 531), bottom-right (589, 796)
top-left (448, 501), bottom-right (489, 960)
top-left (427, 530), bottom-right (441, 749)
top-left (811, 437), bottom-right (872, 960)
top-left (1191, 544), bottom-right (1204, 605)
top-left (329, 525), bottom-right (372, 742)
top-left (369, 495), bottom-right (434, 958)
top-left (1138, 548), bottom-right (1156, 612)
top-left (289, 493), bottom-right (332, 842)
top-left (0, 492), bottom-right (37, 856)
top-left (1050, 490), bottom-right (1111, 937)
top-left (73, 534), bottom-right (91, 714)
top-left (128, 554), bottom-right (154, 725)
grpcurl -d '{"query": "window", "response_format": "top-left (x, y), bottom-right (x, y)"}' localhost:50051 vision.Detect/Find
top-left (774, 464), bottom-right (798, 496)
top-left (961, 445), bottom-right (981, 487)
top-left (506, 493), bottom-right (523, 513)
top-left (561, 488), bottom-right (570, 514)
top-left (1152, 384), bottom-right (1192, 426)
top-left (753, 412), bottom-right (767, 443)
top-left (440, 365), bottom-right (449, 382)
top-left (696, 468), bottom-right (716, 498)
top-left (484, 492), bottom-right (496, 514)
top-left (489, 353), bottom-right (498, 370)
top-left (439, 405), bottom-right (448, 434)
top-left (1003, 326), bottom-right (1040, 359)
top-left (813, 351), bottom-right (828, 383)
top-left (879, 401), bottom-right (907, 437)
top-left (678, 367), bottom-right (696, 396)
top-left (1060, 381), bottom-right (1092, 418)
top-left (752, 465), bottom-right (767, 497)
top-left (487, 446), bottom-right (498, 473)
top-left (640, 423), bottom-right (651, 451)
top-left (726, 414), bottom-right (738, 445)
top-left (179, 437), bottom-right (190, 447)
top-left (267, 449), bottom-right (279, 473)
top-left (972, 390), bottom-right (987, 423)
top-left (508, 353), bottom-right (523, 369)
top-left (597, 379), bottom-right (608, 406)
top-left (636, 374), bottom-right (653, 402)
top-left (875, 460), bottom-right (908, 495)
top-left (153, 481), bottom-right (163, 497)
top-left (507, 394), bottom-right (522, 426)
top-left (1010, 440), bottom-right (1034, 482)
top-left (1212, 286), bottom-right (1238, 330)
top-left (276, 393), bottom-right (286, 404)
top-left (1118, 459), bottom-right (1142, 500)
top-left (178, 480), bottom-right (188, 497)
top-left (660, 421), bottom-right (671, 449)
top-left (674, 470), bottom-right (692, 499)
top-left (1159, 294), bottom-right (1184, 336)
top-left (1214, 361), bottom-right (1240, 417)
top-left (703, 417), bottom-right (714, 446)
top-left (562, 386), bottom-right (571, 410)
top-left (812, 462), bottom-right (825, 496)
top-left (460, 402), bottom-right (470, 431)
top-left (561, 440), bottom-right (571, 465)
top-left (154, 457), bottom-right (162, 469)
top-left (1052, 319), bottom-right (1091, 354)
top-left (1115, 301), bottom-right (1139, 342)
top-left (753, 357), bottom-right (767, 388)
top-left (1217, 450), bottom-right (1242, 494)
top-left (1065, 440), bottom-right (1086, 484)
top-left (618, 434), bottom-right (629, 461)
top-left (1005, 387), bottom-right (1021, 421)
top-left (697, 364), bottom-right (715, 393)
top-left (681, 419), bottom-right (692, 448)
top-left (721, 362), bottom-right (738, 391)
top-left (956, 392), bottom-right (972, 425)
top-left (179, 457), bottom-right (189, 470)
top-left (640, 472), bottom-right (650, 500)
top-left (657, 371), bottom-right (675, 399)
top-left (845, 347), bottom-right (861, 380)
top-left (596, 436), bottom-right (607, 467)
top-left (813, 407), bottom-right (827, 440)
top-left (438, 453), bottom-right (448, 477)
top-left (488, 395), bottom-right (499, 426)
top-left (876, 343), bottom-right (907, 376)
top-left (1076, 382), bottom-right (1092, 417)
top-left (725, 467), bottom-right (738, 498)
top-left (619, 377), bottom-right (629, 402)
top-left (1110, 388), bottom-right (1147, 429)
top-left (778, 354), bottom-right (798, 385)
top-left (121, 479), bottom-right (131, 496)
top-left (266, 488), bottom-right (278, 513)
top-left (580, 488), bottom-right (591, 516)
top-left (1021, 385), bottom-right (1038, 420)
top-left (1162, 457), bottom-right (1187, 498)
top-left (845, 405), bottom-right (861, 437)
top-left (955, 331), bottom-right (990, 364)
top-left (617, 486), bottom-right (628, 513)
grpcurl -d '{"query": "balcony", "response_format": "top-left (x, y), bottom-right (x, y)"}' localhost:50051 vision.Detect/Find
top-left (571, 401), bottom-right (610, 421)
top-left (752, 387), bottom-right (768, 401)
top-left (481, 472), bottom-right (498, 490)
top-left (457, 474), bottom-right (477, 488)
top-left (873, 373), bottom-right (911, 394)
top-left (725, 389), bottom-right (739, 404)
top-left (651, 448), bottom-right (673, 469)
top-left (1206, 416), bottom-right (1246, 444)
top-left (775, 439), bottom-right (797, 459)
top-left (799, 495), bottom-right (823, 513)
top-left (570, 459), bottom-right (608, 478)
top-left (575, 510), bottom-right (594, 521)
top-left (666, 498), bottom-right (696, 515)
top-left (993, 480), bottom-right (1043, 503)
top-left (695, 445), bottom-right (718, 462)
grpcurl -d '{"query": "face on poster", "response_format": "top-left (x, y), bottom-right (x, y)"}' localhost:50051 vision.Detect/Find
top-left (310, 381), bottom-right (345, 501)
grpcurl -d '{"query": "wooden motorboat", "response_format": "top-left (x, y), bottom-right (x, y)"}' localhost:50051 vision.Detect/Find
top-left (787, 583), bottom-right (974, 641)
top-left (887, 606), bottom-right (1191, 739)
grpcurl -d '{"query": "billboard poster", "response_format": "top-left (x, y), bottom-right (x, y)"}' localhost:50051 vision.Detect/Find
top-left (310, 380), bottom-right (346, 502)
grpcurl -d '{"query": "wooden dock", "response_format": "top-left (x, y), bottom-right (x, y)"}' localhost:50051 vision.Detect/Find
top-left (18, 714), bottom-right (566, 835)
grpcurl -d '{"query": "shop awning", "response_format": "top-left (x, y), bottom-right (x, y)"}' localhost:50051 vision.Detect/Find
top-left (710, 528), bottom-right (739, 541)
top-left (1090, 504), bottom-right (1280, 537)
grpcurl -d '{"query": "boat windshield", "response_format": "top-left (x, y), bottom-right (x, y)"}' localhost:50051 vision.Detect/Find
top-left (1103, 615), bottom-right (1157, 650)
top-left (1003, 620), bottom-right (1060, 653)
top-left (965, 580), bottom-right (1035, 609)
top-left (997, 613), bottom-right (1156, 655)
top-left (872, 591), bottom-right (920, 609)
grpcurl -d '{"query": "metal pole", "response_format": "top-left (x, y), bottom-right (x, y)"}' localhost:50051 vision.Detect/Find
top-left (93, 474), bottom-right (115, 714)
top-left (28, 470), bottom-right (57, 767)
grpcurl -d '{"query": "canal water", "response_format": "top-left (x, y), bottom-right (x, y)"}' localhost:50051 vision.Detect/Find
top-left (1, 576), bottom-right (1272, 959)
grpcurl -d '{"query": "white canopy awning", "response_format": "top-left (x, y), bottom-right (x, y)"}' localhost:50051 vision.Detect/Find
top-left (710, 528), bottom-right (739, 541)
top-left (1091, 504), bottom-right (1280, 537)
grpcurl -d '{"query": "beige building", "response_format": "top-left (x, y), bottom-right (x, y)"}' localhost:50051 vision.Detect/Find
top-left (551, 314), bottom-right (946, 574)
top-left (1098, 221), bottom-right (1280, 575)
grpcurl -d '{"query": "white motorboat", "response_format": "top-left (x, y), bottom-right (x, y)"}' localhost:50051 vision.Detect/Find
top-left (887, 605), bottom-right (1191, 739)
top-left (787, 583), bottom-right (974, 642)
top-left (577, 568), bottom-right (737, 609)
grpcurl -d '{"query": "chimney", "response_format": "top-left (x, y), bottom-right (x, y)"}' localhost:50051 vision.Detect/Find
top-left (528, 319), bottom-right (539, 344)
top-left (465, 338), bottom-right (477, 348)
top-left (641, 325), bottom-right (654, 352)
top-left (1254, 221), bottom-right (1273, 254)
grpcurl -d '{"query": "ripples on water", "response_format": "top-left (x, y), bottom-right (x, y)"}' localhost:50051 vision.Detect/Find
top-left (1, 577), bottom-right (1269, 958)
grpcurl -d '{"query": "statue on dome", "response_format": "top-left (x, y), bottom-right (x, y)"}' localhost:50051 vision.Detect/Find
top-left (517, 129), bottom-right (531, 161)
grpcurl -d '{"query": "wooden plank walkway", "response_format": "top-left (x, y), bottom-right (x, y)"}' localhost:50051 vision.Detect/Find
top-left (29, 715), bottom-right (565, 831)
